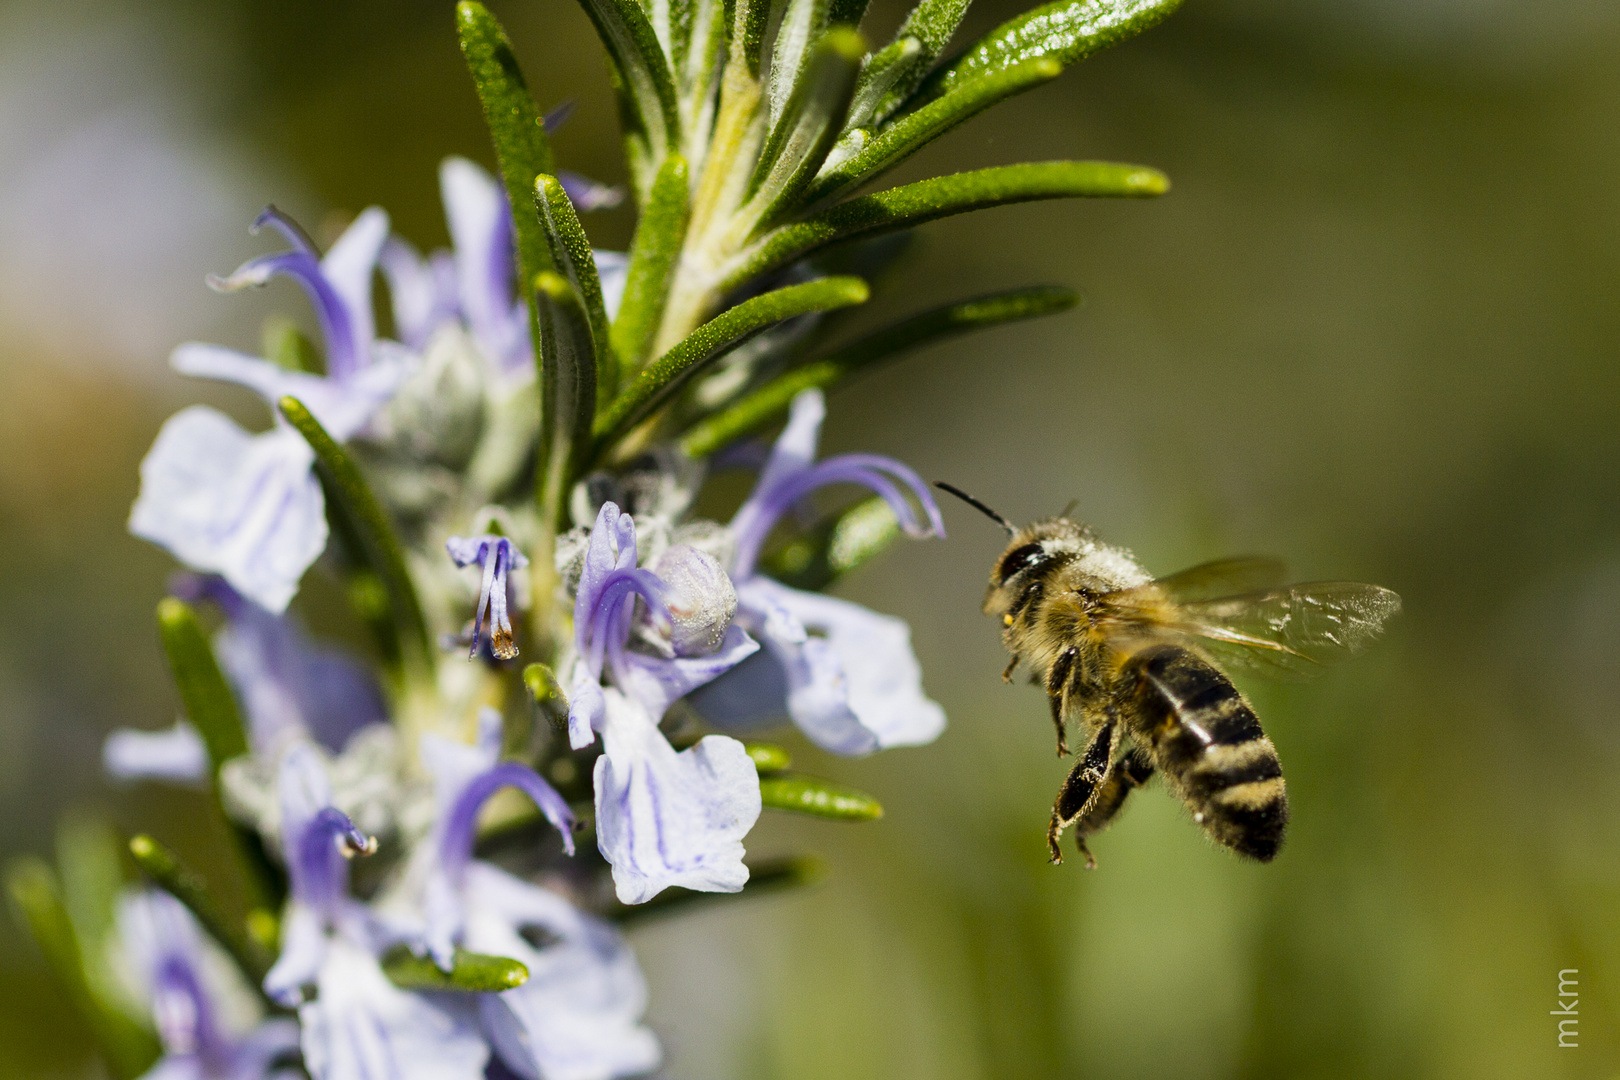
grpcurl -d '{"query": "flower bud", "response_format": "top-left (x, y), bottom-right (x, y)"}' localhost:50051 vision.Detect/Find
top-left (650, 544), bottom-right (737, 658)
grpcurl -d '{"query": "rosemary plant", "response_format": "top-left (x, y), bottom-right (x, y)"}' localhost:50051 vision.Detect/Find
top-left (8, 0), bottom-right (1179, 1076)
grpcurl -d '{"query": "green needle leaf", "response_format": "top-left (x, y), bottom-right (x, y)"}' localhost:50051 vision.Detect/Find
top-left (156, 598), bottom-right (247, 766)
top-left (680, 284), bottom-right (1078, 456)
top-left (533, 270), bottom-right (598, 529)
top-left (844, 35), bottom-right (921, 132)
top-left (593, 275), bottom-right (870, 453)
top-left (128, 835), bottom-right (276, 990)
top-left (381, 944), bottom-right (529, 992)
top-left (862, 0), bottom-right (972, 125)
top-left (456, 2), bottom-right (556, 364)
top-left (918, 0), bottom-right (1183, 104)
top-left (569, 0), bottom-right (680, 190)
top-left (809, 59), bottom-right (1062, 203)
top-left (744, 742), bottom-right (793, 774)
top-left (522, 662), bottom-right (570, 739)
top-left (278, 396), bottom-right (433, 671)
top-left (727, 161), bottom-right (1165, 290)
top-left (7, 858), bottom-right (161, 1080)
top-left (765, 0), bottom-right (833, 128)
top-left (261, 316), bottom-right (323, 376)
top-left (607, 855), bottom-right (824, 924)
top-left (612, 154), bottom-right (690, 374)
top-left (747, 28), bottom-right (866, 229)
top-left (759, 774), bottom-right (884, 819)
top-left (536, 175), bottom-right (615, 394)
top-left (154, 598), bottom-right (281, 910)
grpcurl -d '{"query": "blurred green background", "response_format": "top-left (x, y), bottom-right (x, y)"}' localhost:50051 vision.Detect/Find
top-left (2, 0), bottom-right (1616, 1076)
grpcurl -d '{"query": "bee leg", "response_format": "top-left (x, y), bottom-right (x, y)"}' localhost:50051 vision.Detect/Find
top-left (1002, 656), bottom-right (1019, 683)
top-left (1071, 748), bottom-right (1156, 868)
top-left (1046, 720), bottom-right (1118, 865)
top-left (1045, 645), bottom-right (1079, 756)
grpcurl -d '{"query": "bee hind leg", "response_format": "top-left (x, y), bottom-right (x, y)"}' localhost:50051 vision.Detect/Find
top-left (1045, 646), bottom-right (1079, 756)
top-left (1046, 720), bottom-right (1118, 865)
top-left (1070, 748), bottom-right (1156, 868)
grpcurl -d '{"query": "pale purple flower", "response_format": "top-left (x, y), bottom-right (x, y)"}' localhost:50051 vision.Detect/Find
top-left (262, 746), bottom-right (488, 1080)
top-left (566, 503), bottom-right (762, 904)
top-left (446, 535), bottom-right (529, 660)
top-left (129, 207), bottom-right (411, 613)
top-left (410, 711), bottom-right (657, 1080)
top-left (379, 158), bottom-right (629, 382)
top-left (691, 388), bottom-right (948, 756)
top-left (117, 889), bottom-right (300, 1080)
top-left (104, 578), bottom-right (387, 784)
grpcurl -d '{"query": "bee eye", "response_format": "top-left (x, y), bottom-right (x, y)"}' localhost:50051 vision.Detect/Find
top-left (996, 543), bottom-right (1046, 583)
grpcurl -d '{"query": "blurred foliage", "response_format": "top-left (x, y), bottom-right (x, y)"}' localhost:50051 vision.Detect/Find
top-left (2, 0), bottom-right (1618, 1077)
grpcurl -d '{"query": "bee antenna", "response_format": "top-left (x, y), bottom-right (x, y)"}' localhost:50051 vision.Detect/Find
top-left (934, 482), bottom-right (1016, 536)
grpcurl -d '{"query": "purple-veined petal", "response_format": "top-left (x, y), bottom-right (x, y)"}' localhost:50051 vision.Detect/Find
top-left (129, 407), bottom-right (326, 614)
top-left (171, 342), bottom-right (409, 442)
top-left (225, 1018), bottom-right (302, 1080)
top-left (298, 938), bottom-right (488, 1080)
top-left (618, 624), bottom-right (758, 722)
top-left (592, 690), bottom-right (760, 904)
top-left (103, 721), bottom-right (208, 785)
top-left (732, 577), bottom-right (945, 755)
top-left (463, 863), bottom-right (660, 1080)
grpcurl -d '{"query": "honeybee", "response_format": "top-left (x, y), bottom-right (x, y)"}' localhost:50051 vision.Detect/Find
top-left (936, 484), bottom-right (1401, 868)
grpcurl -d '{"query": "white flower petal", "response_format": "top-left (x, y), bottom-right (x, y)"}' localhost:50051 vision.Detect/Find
top-left (593, 690), bottom-right (760, 904)
top-left (129, 407), bottom-right (326, 613)
top-left (103, 721), bottom-right (208, 785)
top-left (299, 938), bottom-right (487, 1080)
top-left (462, 863), bottom-right (660, 1080)
top-left (741, 577), bottom-right (945, 755)
top-left (319, 207), bottom-right (390, 356)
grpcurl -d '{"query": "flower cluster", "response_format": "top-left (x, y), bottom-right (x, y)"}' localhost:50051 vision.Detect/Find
top-left (12, 0), bottom-right (1181, 1075)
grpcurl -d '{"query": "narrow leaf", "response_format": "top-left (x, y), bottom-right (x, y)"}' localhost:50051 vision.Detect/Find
top-left (761, 774), bottom-right (884, 818)
top-left (746, 28), bottom-right (866, 228)
top-left (7, 858), bottom-right (161, 1080)
top-left (156, 598), bottom-right (247, 766)
top-left (918, 0), bottom-right (1183, 104)
top-left (744, 742), bottom-right (792, 774)
top-left (681, 284), bottom-right (1077, 455)
top-left (809, 58), bottom-right (1062, 203)
top-left (766, 0), bottom-right (832, 128)
top-left (456, 2), bottom-right (556, 363)
top-left (725, 161), bottom-right (1166, 290)
top-left (381, 944), bottom-right (529, 992)
top-left (533, 271), bottom-right (598, 530)
top-left (570, 0), bottom-right (680, 179)
top-left (593, 276), bottom-right (870, 452)
top-left (761, 495), bottom-right (900, 590)
top-left (611, 154), bottom-right (691, 373)
top-left (843, 35), bottom-right (921, 132)
top-left (278, 397), bottom-right (433, 669)
top-left (536, 175), bottom-right (615, 393)
top-left (608, 855), bottom-right (824, 924)
top-left (865, 0), bottom-right (973, 123)
top-left (128, 835), bottom-right (275, 989)
top-left (522, 662), bottom-right (570, 740)
top-left (731, 0), bottom-right (774, 75)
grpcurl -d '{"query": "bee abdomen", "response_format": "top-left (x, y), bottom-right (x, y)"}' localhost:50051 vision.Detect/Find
top-left (1127, 644), bottom-right (1288, 862)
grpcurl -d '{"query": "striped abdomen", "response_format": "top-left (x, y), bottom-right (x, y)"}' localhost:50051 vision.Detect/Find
top-left (1123, 643), bottom-right (1287, 861)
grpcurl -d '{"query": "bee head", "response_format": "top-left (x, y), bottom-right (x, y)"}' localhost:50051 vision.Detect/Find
top-left (990, 520), bottom-right (1092, 589)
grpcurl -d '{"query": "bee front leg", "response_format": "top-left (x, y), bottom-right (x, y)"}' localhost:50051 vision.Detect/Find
top-left (1045, 645), bottom-right (1079, 756)
top-left (1047, 720), bottom-right (1119, 865)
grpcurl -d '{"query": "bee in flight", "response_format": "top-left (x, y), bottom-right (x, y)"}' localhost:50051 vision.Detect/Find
top-left (935, 483), bottom-right (1400, 868)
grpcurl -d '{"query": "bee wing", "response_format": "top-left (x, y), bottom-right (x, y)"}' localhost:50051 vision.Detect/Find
top-left (1175, 582), bottom-right (1402, 680)
top-left (1113, 556), bottom-right (1289, 605)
